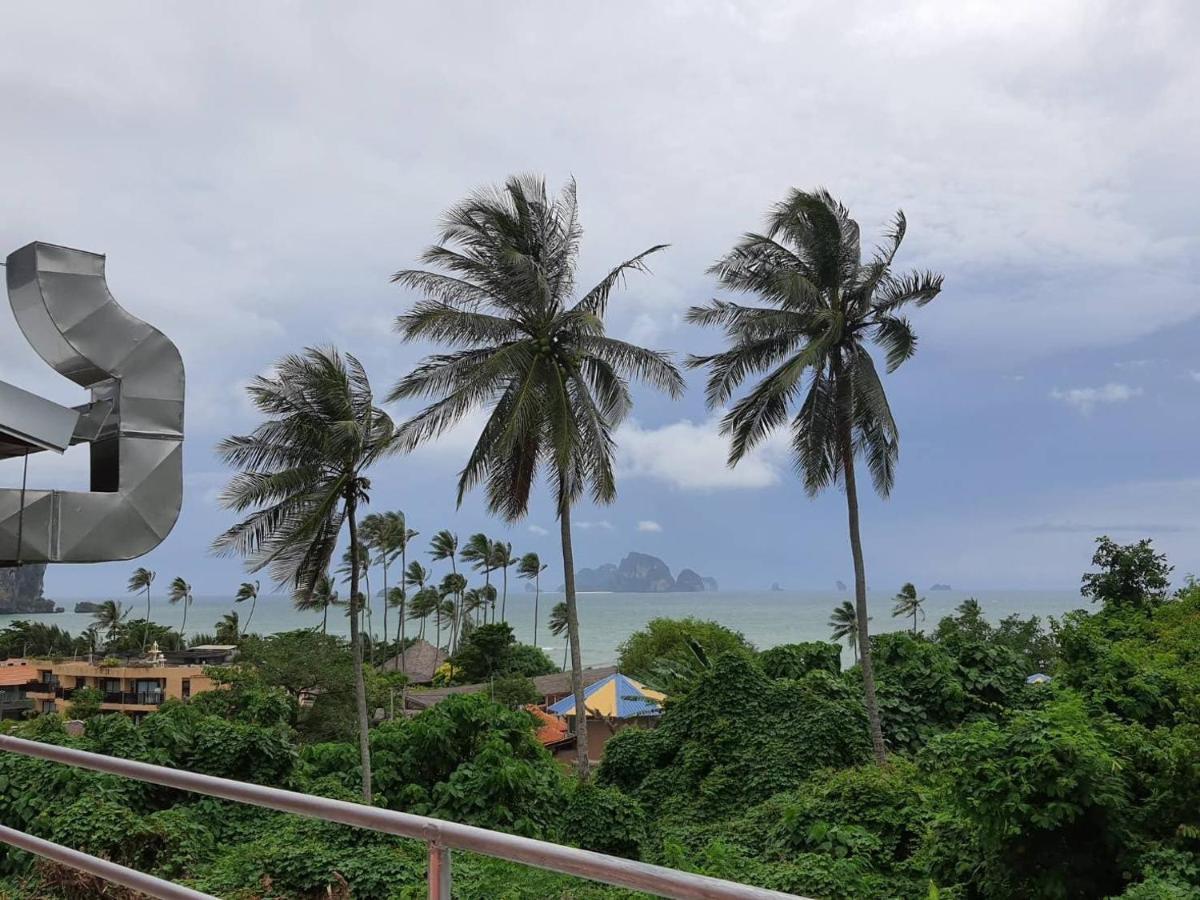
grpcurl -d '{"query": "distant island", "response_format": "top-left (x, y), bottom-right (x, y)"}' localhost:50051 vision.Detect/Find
top-left (0, 564), bottom-right (58, 614)
top-left (74, 601), bottom-right (105, 613)
top-left (929, 583), bottom-right (952, 591)
top-left (770, 582), bottom-right (783, 592)
top-left (565, 552), bottom-right (718, 593)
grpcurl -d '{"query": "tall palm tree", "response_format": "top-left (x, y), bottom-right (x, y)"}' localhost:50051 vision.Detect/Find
top-left (389, 176), bottom-right (683, 780)
top-left (362, 511), bottom-right (412, 666)
top-left (549, 601), bottom-right (570, 670)
top-left (491, 540), bottom-right (516, 624)
top-left (829, 599), bottom-right (863, 663)
top-left (339, 544), bottom-right (374, 654)
top-left (212, 345), bottom-right (399, 804)
top-left (235, 581), bottom-right (260, 637)
top-left (460, 588), bottom-right (485, 634)
top-left (518, 552), bottom-right (547, 646)
top-left (439, 572), bottom-right (468, 653)
top-left (460, 533), bottom-right (494, 621)
top-left (167, 577), bottom-right (193, 641)
top-left (92, 600), bottom-right (127, 643)
top-left (892, 582), bottom-right (925, 635)
top-left (295, 573), bottom-right (338, 635)
top-left (687, 189), bottom-right (943, 763)
top-left (429, 530), bottom-right (461, 650)
top-left (408, 586), bottom-right (439, 640)
top-left (127, 567), bottom-right (156, 651)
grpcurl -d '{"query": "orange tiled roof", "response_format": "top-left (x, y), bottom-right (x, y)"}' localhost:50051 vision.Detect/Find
top-left (0, 666), bottom-right (37, 687)
top-left (525, 705), bottom-right (571, 747)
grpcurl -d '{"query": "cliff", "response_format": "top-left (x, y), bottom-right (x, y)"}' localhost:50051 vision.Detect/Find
top-left (0, 564), bottom-right (55, 613)
top-left (569, 552), bottom-right (717, 593)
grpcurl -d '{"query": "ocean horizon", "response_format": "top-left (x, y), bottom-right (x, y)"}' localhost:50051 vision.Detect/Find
top-left (5, 588), bottom-right (1087, 668)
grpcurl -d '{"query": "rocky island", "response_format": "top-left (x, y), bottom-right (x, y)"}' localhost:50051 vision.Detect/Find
top-left (0, 564), bottom-right (58, 614)
top-left (567, 552), bottom-right (718, 593)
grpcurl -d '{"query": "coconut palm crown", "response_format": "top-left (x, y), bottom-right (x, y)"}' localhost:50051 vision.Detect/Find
top-left (687, 188), bottom-right (943, 763)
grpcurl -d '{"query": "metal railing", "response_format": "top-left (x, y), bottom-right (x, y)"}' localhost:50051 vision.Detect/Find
top-left (0, 734), bottom-right (804, 899)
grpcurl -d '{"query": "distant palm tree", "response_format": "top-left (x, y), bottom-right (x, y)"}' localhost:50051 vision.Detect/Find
top-left (408, 586), bottom-right (439, 640)
top-left (439, 572), bottom-right (468, 653)
top-left (429, 530), bottom-right (461, 651)
top-left (549, 601), bottom-right (570, 670)
top-left (891, 582), bottom-right (925, 635)
top-left (235, 581), bottom-right (260, 637)
top-left (212, 345), bottom-right (399, 803)
top-left (460, 533), bottom-right (494, 621)
top-left (338, 544), bottom-right (374, 653)
top-left (365, 511), bottom-right (413, 665)
top-left (127, 567), bottom-right (156, 651)
top-left (491, 541), bottom-right (516, 624)
top-left (518, 552), bottom-right (548, 646)
top-left (167, 577), bottom-right (193, 641)
top-left (687, 189), bottom-right (943, 764)
top-left (92, 600), bottom-right (127, 642)
top-left (829, 600), bottom-right (865, 663)
top-left (295, 573), bottom-right (338, 635)
top-left (390, 176), bottom-right (684, 779)
top-left (215, 610), bottom-right (240, 645)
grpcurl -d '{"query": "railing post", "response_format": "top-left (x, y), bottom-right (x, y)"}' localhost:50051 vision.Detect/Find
top-left (428, 841), bottom-right (451, 899)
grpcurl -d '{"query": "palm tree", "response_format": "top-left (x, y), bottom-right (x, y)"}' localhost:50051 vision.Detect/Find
top-left (362, 511), bottom-right (413, 667)
top-left (439, 572), bottom-right (468, 653)
top-left (518, 552), bottom-right (548, 646)
top-left (429, 530), bottom-right (461, 650)
top-left (829, 600), bottom-right (863, 663)
top-left (215, 611), bottom-right (240, 645)
top-left (127, 567), bottom-right (155, 652)
top-left (338, 544), bottom-right (374, 654)
top-left (686, 189), bottom-right (943, 764)
top-left (408, 586), bottom-right (439, 640)
top-left (460, 588), bottom-right (485, 632)
top-left (212, 345), bottom-right (399, 804)
top-left (389, 176), bottom-right (684, 780)
top-left (892, 582), bottom-right (925, 635)
top-left (548, 601), bottom-right (570, 670)
top-left (167, 577), bottom-right (193, 641)
top-left (92, 600), bottom-right (127, 643)
top-left (235, 581), bottom-right (260, 637)
top-left (295, 573), bottom-right (338, 635)
top-left (460, 533), bottom-right (494, 621)
top-left (491, 540), bottom-right (516, 624)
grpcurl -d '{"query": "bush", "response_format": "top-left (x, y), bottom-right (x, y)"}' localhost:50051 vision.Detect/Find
top-left (617, 617), bottom-right (753, 676)
top-left (759, 641), bottom-right (841, 679)
top-left (562, 783), bottom-right (649, 859)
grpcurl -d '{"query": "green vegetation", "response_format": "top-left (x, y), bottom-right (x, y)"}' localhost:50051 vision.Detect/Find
top-left (687, 189), bottom-right (944, 763)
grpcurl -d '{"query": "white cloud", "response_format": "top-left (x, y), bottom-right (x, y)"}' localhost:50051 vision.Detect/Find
top-left (1049, 383), bottom-right (1142, 414)
top-left (575, 520), bottom-right (614, 531)
top-left (637, 520), bottom-right (662, 532)
top-left (616, 417), bottom-right (788, 490)
top-left (528, 525), bottom-right (548, 536)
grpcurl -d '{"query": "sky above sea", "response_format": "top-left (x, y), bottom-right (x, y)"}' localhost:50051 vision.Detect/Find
top-left (1, 2), bottom-right (1199, 599)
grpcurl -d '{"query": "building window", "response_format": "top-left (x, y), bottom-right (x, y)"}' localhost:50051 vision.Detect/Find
top-left (181, 679), bottom-right (191, 700)
top-left (40, 700), bottom-right (55, 714)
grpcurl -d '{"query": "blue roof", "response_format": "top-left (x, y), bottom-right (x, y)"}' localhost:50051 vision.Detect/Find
top-left (546, 672), bottom-right (664, 718)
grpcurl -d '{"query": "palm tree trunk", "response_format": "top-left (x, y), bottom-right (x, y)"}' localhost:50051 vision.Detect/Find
top-left (559, 502), bottom-right (590, 781)
top-left (501, 565), bottom-right (507, 623)
top-left (142, 587), bottom-right (151, 652)
top-left (180, 599), bottom-right (188, 643)
top-left (364, 568), bottom-right (373, 665)
top-left (346, 499), bottom-right (373, 803)
top-left (381, 558), bottom-right (389, 660)
top-left (840, 428), bottom-right (887, 765)
top-left (533, 575), bottom-right (540, 647)
top-left (398, 545), bottom-right (407, 669)
top-left (322, 601), bottom-right (329, 636)
top-left (243, 596), bottom-right (257, 637)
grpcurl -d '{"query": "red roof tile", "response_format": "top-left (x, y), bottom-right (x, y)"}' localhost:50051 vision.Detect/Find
top-left (525, 705), bottom-right (571, 747)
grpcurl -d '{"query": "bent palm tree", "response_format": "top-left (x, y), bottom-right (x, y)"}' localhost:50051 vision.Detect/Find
top-left (215, 611), bottom-right (240, 645)
top-left (549, 600), bottom-right (570, 670)
top-left (492, 540), bottom-right (516, 624)
top-left (829, 599), bottom-right (862, 663)
top-left (390, 175), bottom-right (684, 779)
top-left (687, 189), bottom-right (943, 764)
top-left (295, 573), bottom-right (338, 635)
top-left (167, 577), bottom-right (193, 641)
top-left (460, 533), bottom-right (494, 621)
top-left (93, 600), bottom-right (127, 643)
top-left (213, 345), bottom-right (399, 803)
top-left (518, 552), bottom-right (547, 645)
top-left (127, 567), bottom-right (155, 652)
top-left (891, 582), bottom-right (925, 635)
top-left (429, 530), bottom-right (461, 650)
top-left (235, 581), bottom-right (260, 637)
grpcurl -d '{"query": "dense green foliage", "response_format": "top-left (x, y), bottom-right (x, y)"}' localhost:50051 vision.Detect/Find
top-left (450, 622), bottom-right (557, 684)
top-left (616, 617), bottom-right (754, 677)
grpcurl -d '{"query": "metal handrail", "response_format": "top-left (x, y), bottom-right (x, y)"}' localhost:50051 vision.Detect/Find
top-left (0, 734), bottom-right (803, 899)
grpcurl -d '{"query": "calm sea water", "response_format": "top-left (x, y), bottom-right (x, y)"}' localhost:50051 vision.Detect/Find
top-left (4, 589), bottom-right (1085, 668)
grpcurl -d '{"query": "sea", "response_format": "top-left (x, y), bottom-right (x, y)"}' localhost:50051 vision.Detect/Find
top-left (4, 589), bottom-right (1085, 668)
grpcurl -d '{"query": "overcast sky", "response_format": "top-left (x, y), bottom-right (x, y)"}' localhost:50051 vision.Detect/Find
top-left (2, 1), bottom-right (1199, 599)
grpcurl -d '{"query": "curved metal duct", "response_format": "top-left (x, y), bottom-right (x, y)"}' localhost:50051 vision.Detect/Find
top-left (0, 241), bottom-right (185, 563)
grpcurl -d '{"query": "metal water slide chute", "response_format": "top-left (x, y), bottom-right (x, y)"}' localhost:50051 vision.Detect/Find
top-left (0, 242), bottom-right (185, 564)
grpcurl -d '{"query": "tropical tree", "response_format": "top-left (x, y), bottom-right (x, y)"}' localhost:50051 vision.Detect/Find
top-left (127, 567), bottom-right (156, 652)
top-left (460, 533), bottom-right (495, 622)
top-left (430, 530), bottom-right (461, 649)
top-left (236, 580), bottom-right (260, 637)
top-left (686, 189), bottom-right (943, 763)
top-left (167, 577), bottom-right (193, 641)
top-left (92, 600), bottom-right (127, 643)
top-left (408, 586), bottom-right (440, 640)
top-left (215, 610), bottom-right (240, 645)
top-left (892, 582), bottom-right (925, 635)
top-left (440, 572), bottom-right (468, 652)
top-left (362, 511), bottom-right (408, 665)
top-left (492, 540), bottom-right (516, 623)
top-left (829, 600), bottom-right (861, 663)
top-left (549, 601), bottom-right (570, 670)
top-left (461, 588), bottom-right (485, 636)
top-left (212, 345), bottom-right (399, 803)
top-left (339, 544), bottom-right (374, 652)
top-left (389, 175), bottom-right (684, 778)
top-left (295, 573), bottom-right (338, 635)
top-left (517, 552), bottom-right (548, 646)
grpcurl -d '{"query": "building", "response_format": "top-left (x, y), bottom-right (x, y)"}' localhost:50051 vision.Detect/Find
top-left (546, 672), bottom-right (665, 764)
top-left (24, 657), bottom-right (220, 721)
top-left (379, 639), bottom-right (449, 685)
top-left (0, 661), bottom-right (37, 720)
top-left (401, 664), bottom-right (618, 711)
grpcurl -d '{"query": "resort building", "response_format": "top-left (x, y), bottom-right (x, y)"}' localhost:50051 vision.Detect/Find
top-left (547, 672), bottom-right (665, 764)
top-left (379, 639), bottom-right (449, 685)
top-left (23, 653), bottom-right (220, 721)
top-left (0, 660), bottom-right (37, 720)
